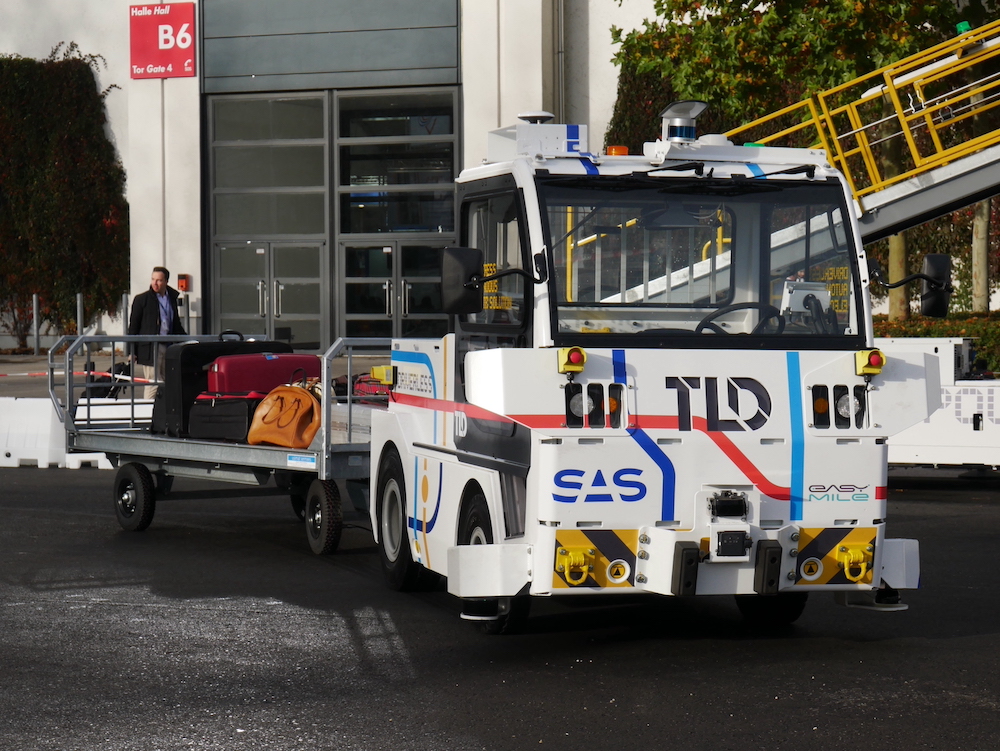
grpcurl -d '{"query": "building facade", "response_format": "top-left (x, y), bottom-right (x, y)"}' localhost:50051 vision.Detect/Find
top-left (0, 0), bottom-right (652, 349)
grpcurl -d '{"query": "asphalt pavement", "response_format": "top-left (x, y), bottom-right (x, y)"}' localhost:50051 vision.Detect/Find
top-left (2, 466), bottom-right (1000, 750)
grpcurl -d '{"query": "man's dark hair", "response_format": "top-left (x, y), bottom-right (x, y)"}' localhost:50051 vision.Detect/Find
top-left (152, 266), bottom-right (170, 281)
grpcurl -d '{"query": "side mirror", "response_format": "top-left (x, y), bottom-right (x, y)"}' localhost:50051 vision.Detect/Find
top-left (919, 253), bottom-right (951, 318)
top-left (441, 246), bottom-right (484, 315)
top-left (867, 258), bottom-right (887, 286)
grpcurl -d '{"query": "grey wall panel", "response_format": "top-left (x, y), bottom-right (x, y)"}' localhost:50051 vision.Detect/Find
top-left (206, 68), bottom-right (458, 94)
top-left (202, 0), bottom-right (460, 93)
top-left (205, 27), bottom-right (458, 78)
top-left (204, 0), bottom-right (457, 38)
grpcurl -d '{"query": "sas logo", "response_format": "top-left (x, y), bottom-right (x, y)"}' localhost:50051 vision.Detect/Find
top-left (808, 484), bottom-right (870, 502)
top-left (553, 468), bottom-right (647, 503)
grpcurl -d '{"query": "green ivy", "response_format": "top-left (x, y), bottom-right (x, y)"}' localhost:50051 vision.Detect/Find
top-left (0, 43), bottom-right (128, 347)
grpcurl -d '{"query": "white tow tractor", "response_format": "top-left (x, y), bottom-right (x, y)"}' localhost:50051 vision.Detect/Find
top-left (368, 103), bottom-right (949, 631)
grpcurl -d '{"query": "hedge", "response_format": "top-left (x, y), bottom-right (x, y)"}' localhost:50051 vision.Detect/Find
top-left (873, 312), bottom-right (1000, 370)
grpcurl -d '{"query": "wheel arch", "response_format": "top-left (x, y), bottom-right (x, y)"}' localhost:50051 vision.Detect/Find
top-left (372, 440), bottom-right (403, 545)
top-left (456, 478), bottom-right (496, 545)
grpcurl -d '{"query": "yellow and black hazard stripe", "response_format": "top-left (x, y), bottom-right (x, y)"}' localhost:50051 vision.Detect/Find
top-left (795, 527), bottom-right (876, 586)
top-left (552, 529), bottom-right (639, 589)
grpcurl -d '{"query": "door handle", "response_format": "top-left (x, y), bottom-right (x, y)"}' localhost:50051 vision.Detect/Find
top-left (257, 280), bottom-right (266, 317)
top-left (402, 281), bottom-right (412, 318)
top-left (273, 280), bottom-right (283, 318)
top-left (383, 280), bottom-right (393, 317)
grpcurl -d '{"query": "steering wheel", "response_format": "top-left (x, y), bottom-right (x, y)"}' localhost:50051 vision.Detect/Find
top-left (695, 302), bottom-right (785, 335)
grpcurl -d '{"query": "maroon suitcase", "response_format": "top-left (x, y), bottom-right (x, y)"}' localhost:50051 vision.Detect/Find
top-left (207, 353), bottom-right (321, 394)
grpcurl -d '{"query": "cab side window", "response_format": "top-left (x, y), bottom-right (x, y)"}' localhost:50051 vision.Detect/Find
top-left (464, 194), bottom-right (526, 327)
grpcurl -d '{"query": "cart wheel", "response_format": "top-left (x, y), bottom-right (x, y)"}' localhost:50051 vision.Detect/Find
top-left (458, 492), bottom-right (529, 635)
top-left (735, 592), bottom-right (808, 627)
top-left (305, 479), bottom-right (342, 555)
top-left (114, 463), bottom-right (156, 532)
top-left (376, 448), bottom-right (421, 591)
top-left (153, 472), bottom-right (173, 496)
top-left (290, 494), bottom-right (306, 521)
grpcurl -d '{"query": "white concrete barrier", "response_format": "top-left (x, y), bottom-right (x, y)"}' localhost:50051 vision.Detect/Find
top-left (0, 397), bottom-right (112, 470)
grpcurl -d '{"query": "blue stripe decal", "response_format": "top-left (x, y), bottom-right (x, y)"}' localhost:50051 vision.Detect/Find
top-left (613, 349), bottom-right (627, 384)
top-left (410, 455), bottom-right (420, 548)
top-left (408, 462), bottom-right (442, 534)
top-left (579, 158), bottom-right (599, 175)
top-left (390, 350), bottom-right (437, 398)
top-left (747, 163), bottom-right (765, 178)
top-left (391, 349), bottom-right (438, 443)
top-left (628, 428), bottom-right (676, 521)
top-left (786, 352), bottom-right (805, 521)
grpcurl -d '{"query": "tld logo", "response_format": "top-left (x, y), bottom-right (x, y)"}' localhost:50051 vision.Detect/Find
top-left (665, 376), bottom-right (771, 431)
top-left (553, 468), bottom-right (646, 503)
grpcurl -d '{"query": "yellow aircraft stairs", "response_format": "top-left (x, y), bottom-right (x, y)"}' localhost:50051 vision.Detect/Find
top-left (727, 19), bottom-right (1000, 244)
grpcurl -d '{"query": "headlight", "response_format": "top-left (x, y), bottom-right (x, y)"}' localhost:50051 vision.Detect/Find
top-left (568, 392), bottom-right (594, 418)
top-left (836, 392), bottom-right (858, 419)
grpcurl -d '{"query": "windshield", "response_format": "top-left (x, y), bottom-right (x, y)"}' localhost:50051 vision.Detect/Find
top-left (538, 176), bottom-right (863, 344)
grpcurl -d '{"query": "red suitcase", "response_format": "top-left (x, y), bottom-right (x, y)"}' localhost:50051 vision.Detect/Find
top-left (207, 353), bottom-right (321, 394)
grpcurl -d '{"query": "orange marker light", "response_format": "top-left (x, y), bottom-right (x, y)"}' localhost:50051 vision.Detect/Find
top-left (606, 145), bottom-right (629, 156)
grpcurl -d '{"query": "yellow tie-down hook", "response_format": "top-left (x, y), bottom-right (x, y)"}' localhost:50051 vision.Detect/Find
top-left (836, 543), bottom-right (874, 584)
top-left (557, 547), bottom-right (595, 586)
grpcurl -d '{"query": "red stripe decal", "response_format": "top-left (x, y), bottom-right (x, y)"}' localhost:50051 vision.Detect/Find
top-left (394, 394), bottom-right (791, 500)
top-left (392, 392), bottom-right (518, 424)
top-left (688, 417), bottom-right (791, 500)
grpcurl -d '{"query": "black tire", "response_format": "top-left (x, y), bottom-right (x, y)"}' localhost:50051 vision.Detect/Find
top-left (305, 479), bottom-right (342, 555)
top-left (735, 592), bottom-right (808, 627)
top-left (458, 493), bottom-right (493, 545)
top-left (277, 472), bottom-right (311, 521)
top-left (376, 449), bottom-right (421, 591)
top-left (114, 463), bottom-right (155, 532)
top-left (459, 493), bottom-right (529, 635)
top-left (153, 472), bottom-right (173, 496)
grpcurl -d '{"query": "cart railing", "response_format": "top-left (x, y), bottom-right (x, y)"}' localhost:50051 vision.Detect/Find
top-left (48, 335), bottom-right (393, 479)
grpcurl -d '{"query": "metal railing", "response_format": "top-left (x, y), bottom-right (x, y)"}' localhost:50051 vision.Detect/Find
top-left (726, 19), bottom-right (1000, 211)
top-left (48, 335), bottom-right (393, 463)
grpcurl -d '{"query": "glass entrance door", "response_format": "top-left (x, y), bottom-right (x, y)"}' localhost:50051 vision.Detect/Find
top-left (342, 241), bottom-right (448, 338)
top-left (217, 242), bottom-right (325, 350)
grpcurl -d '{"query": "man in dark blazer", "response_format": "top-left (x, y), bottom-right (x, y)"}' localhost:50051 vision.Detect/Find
top-left (128, 266), bottom-right (186, 398)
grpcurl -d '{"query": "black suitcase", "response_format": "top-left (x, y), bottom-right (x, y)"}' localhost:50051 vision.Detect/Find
top-left (187, 392), bottom-right (267, 442)
top-left (84, 361), bottom-right (133, 399)
top-left (159, 332), bottom-right (293, 437)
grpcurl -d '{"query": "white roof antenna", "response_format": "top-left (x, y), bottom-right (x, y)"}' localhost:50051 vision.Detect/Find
top-left (518, 111), bottom-right (555, 124)
top-left (660, 101), bottom-right (709, 142)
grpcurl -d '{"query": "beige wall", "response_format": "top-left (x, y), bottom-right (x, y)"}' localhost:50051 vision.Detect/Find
top-left (1, 0), bottom-right (658, 337)
top-left (0, 0), bottom-right (203, 332)
top-left (460, 0), bottom-right (654, 169)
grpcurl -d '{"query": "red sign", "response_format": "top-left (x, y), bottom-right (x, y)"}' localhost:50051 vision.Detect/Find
top-left (130, 4), bottom-right (197, 79)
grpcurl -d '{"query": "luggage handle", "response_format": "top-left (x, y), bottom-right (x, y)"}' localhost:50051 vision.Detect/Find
top-left (289, 367), bottom-right (309, 387)
top-left (218, 330), bottom-right (246, 341)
